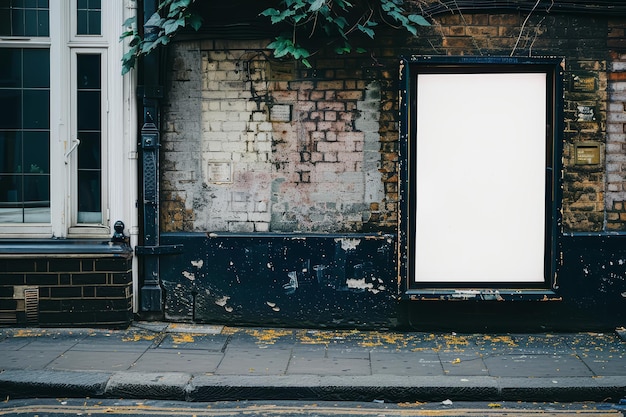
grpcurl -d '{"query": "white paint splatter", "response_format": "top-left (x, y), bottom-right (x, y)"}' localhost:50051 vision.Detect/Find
top-left (215, 296), bottom-right (230, 307)
top-left (191, 260), bottom-right (204, 268)
top-left (346, 278), bottom-right (374, 290)
top-left (182, 271), bottom-right (195, 281)
top-left (337, 238), bottom-right (361, 251)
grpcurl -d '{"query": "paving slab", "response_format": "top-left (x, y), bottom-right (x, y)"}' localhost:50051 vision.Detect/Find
top-left (483, 353), bottom-right (594, 377)
top-left (0, 350), bottom-right (63, 370)
top-left (129, 350), bottom-right (223, 373)
top-left (287, 355), bottom-right (371, 376)
top-left (577, 352), bottom-right (626, 376)
top-left (370, 351), bottom-right (442, 376)
top-left (155, 333), bottom-right (228, 351)
top-left (46, 350), bottom-right (144, 371)
top-left (217, 347), bottom-right (291, 375)
top-left (439, 351), bottom-right (489, 376)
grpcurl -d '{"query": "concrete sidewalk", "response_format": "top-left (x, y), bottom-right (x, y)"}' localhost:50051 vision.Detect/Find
top-left (0, 322), bottom-right (625, 403)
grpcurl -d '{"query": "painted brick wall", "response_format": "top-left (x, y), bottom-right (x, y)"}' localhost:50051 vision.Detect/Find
top-left (162, 40), bottom-right (393, 233)
top-left (161, 12), bottom-right (626, 235)
top-left (0, 254), bottom-right (132, 327)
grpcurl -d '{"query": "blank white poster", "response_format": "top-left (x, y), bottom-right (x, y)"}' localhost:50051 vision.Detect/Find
top-left (414, 73), bottom-right (547, 283)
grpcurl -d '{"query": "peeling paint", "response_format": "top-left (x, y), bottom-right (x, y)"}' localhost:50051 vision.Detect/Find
top-left (337, 238), bottom-right (361, 251)
top-left (346, 278), bottom-right (374, 290)
top-left (182, 271), bottom-right (195, 281)
top-left (191, 259), bottom-right (203, 268)
top-left (283, 271), bottom-right (298, 294)
top-left (213, 293), bottom-right (234, 312)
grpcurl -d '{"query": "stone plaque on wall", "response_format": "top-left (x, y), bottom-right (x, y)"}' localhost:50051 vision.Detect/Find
top-left (206, 162), bottom-right (232, 183)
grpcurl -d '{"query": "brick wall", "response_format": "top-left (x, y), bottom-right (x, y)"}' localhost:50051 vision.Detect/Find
top-left (606, 20), bottom-right (626, 230)
top-left (161, 11), bottom-right (626, 235)
top-left (162, 40), bottom-right (397, 233)
top-left (0, 250), bottom-right (133, 327)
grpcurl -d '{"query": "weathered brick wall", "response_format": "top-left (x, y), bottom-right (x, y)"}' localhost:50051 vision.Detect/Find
top-left (606, 20), bottom-right (626, 230)
top-left (162, 40), bottom-right (397, 233)
top-left (161, 11), bottom-right (626, 235)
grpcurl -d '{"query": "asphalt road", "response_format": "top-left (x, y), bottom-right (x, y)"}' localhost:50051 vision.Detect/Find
top-left (0, 399), bottom-right (624, 416)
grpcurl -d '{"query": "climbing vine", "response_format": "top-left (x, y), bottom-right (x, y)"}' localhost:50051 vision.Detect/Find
top-left (262, 0), bottom-right (430, 67)
top-left (120, 0), bottom-right (202, 75)
top-left (120, 0), bottom-right (429, 73)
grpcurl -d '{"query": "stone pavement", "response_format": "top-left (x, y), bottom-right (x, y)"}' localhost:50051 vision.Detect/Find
top-left (0, 322), bottom-right (625, 403)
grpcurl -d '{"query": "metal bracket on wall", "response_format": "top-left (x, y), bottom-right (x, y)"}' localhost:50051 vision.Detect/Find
top-left (135, 245), bottom-right (184, 256)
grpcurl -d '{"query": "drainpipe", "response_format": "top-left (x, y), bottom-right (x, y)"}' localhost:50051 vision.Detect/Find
top-left (137, 0), bottom-right (164, 314)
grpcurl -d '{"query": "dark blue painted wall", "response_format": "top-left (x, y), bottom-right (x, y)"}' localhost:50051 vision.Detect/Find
top-left (160, 233), bottom-right (398, 329)
top-left (159, 232), bottom-right (626, 330)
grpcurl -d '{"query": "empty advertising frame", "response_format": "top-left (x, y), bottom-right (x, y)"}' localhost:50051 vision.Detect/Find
top-left (399, 56), bottom-right (562, 291)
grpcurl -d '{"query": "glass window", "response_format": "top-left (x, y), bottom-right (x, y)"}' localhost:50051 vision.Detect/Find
top-left (76, 0), bottom-right (101, 35)
top-left (0, 48), bottom-right (50, 223)
top-left (0, 0), bottom-right (49, 37)
top-left (76, 53), bottom-right (102, 224)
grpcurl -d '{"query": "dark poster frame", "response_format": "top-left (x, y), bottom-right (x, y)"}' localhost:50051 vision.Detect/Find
top-left (398, 56), bottom-right (563, 299)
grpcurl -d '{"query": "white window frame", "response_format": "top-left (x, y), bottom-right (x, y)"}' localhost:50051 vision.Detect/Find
top-left (70, 0), bottom-right (109, 43)
top-left (67, 47), bottom-right (109, 236)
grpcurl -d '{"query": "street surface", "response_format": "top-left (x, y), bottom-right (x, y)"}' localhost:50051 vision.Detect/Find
top-left (0, 399), bottom-right (624, 416)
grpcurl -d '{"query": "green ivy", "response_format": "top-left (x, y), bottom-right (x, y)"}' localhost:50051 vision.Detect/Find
top-left (120, 0), bottom-right (202, 75)
top-left (260, 0), bottom-right (430, 66)
top-left (120, 0), bottom-right (429, 74)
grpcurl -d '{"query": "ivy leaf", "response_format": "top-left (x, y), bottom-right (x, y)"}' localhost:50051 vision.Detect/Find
top-left (309, 0), bottom-right (325, 12)
top-left (357, 24), bottom-right (375, 39)
top-left (163, 17), bottom-right (185, 35)
top-left (145, 12), bottom-right (163, 27)
top-left (122, 16), bottom-right (136, 28)
top-left (260, 8), bottom-right (280, 17)
top-left (188, 14), bottom-right (203, 31)
top-left (165, 0), bottom-right (192, 18)
top-left (408, 14), bottom-right (431, 26)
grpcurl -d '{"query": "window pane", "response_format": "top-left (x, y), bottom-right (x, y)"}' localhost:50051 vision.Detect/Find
top-left (77, 10), bottom-right (87, 34)
top-left (77, 54), bottom-right (100, 88)
top-left (24, 173), bottom-right (48, 203)
top-left (77, 91), bottom-right (100, 130)
top-left (88, 10), bottom-right (100, 35)
top-left (22, 131), bottom-right (48, 173)
top-left (24, 9), bottom-right (37, 34)
top-left (0, 0), bottom-right (49, 36)
top-left (37, 9), bottom-right (48, 35)
top-left (11, 9), bottom-right (24, 36)
top-left (0, 90), bottom-right (22, 129)
top-left (0, 131), bottom-right (22, 174)
top-left (76, 0), bottom-right (101, 35)
top-left (23, 49), bottom-right (49, 88)
top-left (0, 174), bottom-right (21, 202)
top-left (0, 49), bottom-right (22, 88)
top-left (24, 206), bottom-right (49, 222)
top-left (23, 90), bottom-right (49, 129)
top-left (78, 132), bottom-right (100, 170)
top-left (0, 48), bottom-right (50, 224)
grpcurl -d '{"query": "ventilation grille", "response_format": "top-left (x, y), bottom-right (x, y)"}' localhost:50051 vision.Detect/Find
top-left (24, 288), bottom-right (39, 324)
